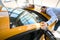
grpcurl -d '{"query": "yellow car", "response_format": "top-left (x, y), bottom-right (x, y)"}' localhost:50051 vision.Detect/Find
top-left (0, 7), bottom-right (56, 40)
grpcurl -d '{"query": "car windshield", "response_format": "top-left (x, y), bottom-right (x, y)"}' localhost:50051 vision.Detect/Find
top-left (8, 8), bottom-right (48, 28)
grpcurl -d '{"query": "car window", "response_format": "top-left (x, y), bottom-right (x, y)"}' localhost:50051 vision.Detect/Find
top-left (8, 8), bottom-right (48, 28)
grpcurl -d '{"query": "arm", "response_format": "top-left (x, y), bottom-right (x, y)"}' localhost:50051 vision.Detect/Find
top-left (46, 8), bottom-right (58, 25)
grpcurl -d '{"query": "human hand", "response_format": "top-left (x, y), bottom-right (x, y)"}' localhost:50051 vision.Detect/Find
top-left (40, 21), bottom-right (48, 30)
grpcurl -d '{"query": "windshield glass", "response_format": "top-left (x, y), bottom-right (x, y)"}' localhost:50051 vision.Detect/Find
top-left (8, 8), bottom-right (47, 28)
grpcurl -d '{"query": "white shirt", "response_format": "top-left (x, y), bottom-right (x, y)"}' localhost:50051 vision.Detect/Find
top-left (46, 7), bottom-right (60, 25)
top-left (2, 0), bottom-right (34, 8)
top-left (17, 0), bottom-right (34, 8)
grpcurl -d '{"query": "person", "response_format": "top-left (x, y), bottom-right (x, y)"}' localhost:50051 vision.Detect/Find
top-left (41, 6), bottom-right (60, 36)
top-left (17, 0), bottom-right (34, 8)
top-left (1, 0), bottom-right (34, 9)
top-left (1, 0), bottom-right (54, 39)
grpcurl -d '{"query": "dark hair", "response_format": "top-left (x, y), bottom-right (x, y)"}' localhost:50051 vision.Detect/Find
top-left (41, 6), bottom-right (47, 8)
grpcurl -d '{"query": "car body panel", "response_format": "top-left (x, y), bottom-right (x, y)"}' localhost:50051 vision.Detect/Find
top-left (0, 7), bottom-right (56, 40)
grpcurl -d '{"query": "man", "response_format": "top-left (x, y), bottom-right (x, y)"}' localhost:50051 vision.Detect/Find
top-left (1, 0), bottom-right (34, 9)
top-left (41, 6), bottom-right (60, 36)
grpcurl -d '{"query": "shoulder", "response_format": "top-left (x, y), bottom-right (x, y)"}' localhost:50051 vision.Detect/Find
top-left (46, 7), bottom-right (53, 12)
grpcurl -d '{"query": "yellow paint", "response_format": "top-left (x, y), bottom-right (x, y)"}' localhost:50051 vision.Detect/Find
top-left (0, 16), bottom-right (37, 40)
top-left (26, 7), bottom-right (35, 10)
top-left (40, 12), bottom-right (50, 20)
top-left (0, 8), bottom-right (56, 40)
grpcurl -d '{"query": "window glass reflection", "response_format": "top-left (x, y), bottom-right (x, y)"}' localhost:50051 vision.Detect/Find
top-left (13, 9), bottom-right (24, 14)
top-left (9, 8), bottom-right (47, 28)
top-left (19, 11), bottom-right (37, 25)
top-left (10, 14), bottom-right (18, 18)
